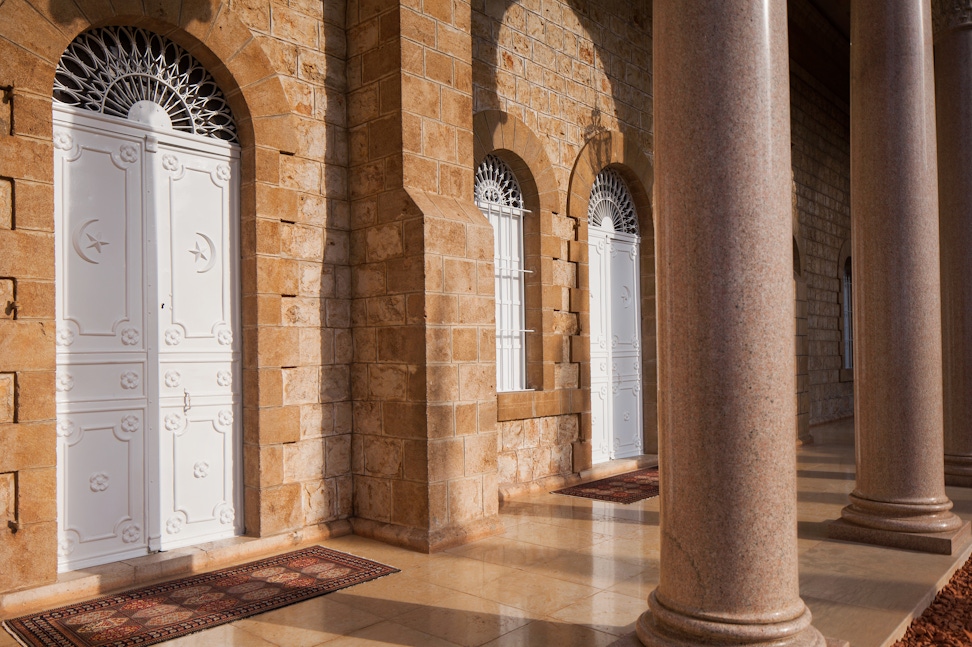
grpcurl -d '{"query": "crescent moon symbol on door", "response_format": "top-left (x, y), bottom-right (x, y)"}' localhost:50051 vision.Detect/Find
top-left (189, 232), bottom-right (217, 273)
top-left (72, 219), bottom-right (109, 264)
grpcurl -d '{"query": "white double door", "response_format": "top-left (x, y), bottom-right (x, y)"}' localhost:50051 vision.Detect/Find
top-left (54, 107), bottom-right (241, 571)
top-left (589, 226), bottom-right (643, 463)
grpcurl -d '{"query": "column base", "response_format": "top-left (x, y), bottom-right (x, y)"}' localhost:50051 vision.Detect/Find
top-left (945, 454), bottom-right (972, 487)
top-left (828, 517), bottom-right (971, 555)
top-left (636, 592), bottom-right (827, 647)
top-left (945, 474), bottom-right (972, 488)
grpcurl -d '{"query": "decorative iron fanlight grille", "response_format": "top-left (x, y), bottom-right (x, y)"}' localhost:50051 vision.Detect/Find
top-left (54, 26), bottom-right (238, 142)
top-left (475, 155), bottom-right (524, 209)
top-left (588, 168), bottom-right (638, 234)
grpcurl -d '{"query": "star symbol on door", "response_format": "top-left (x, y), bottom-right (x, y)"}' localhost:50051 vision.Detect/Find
top-left (189, 241), bottom-right (209, 262)
top-left (86, 232), bottom-right (109, 253)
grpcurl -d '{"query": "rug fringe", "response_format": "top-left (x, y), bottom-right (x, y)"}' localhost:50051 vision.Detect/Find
top-left (2, 621), bottom-right (30, 647)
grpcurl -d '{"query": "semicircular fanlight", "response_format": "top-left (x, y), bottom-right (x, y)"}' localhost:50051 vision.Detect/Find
top-left (588, 168), bottom-right (638, 234)
top-left (475, 154), bottom-right (524, 209)
top-left (54, 26), bottom-right (237, 142)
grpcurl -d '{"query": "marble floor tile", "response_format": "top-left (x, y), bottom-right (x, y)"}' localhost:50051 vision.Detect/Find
top-left (323, 573), bottom-right (461, 620)
top-left (500, 520), bottom-right (612, 551)
top-left (405, 554), bottom-right (519, 597)
top-left (444, 535), bottom-right (564, 569)
top-left (802, 595), bottom-right (914, 647)
top-left (315, 620), bottom-right (462, 647)
top-left (548, 589), bottom-right (646, 636)
top-left (525, 552), bottom-right (647, 589)
top-left (476, 569), bottom-right (602, 616)
top-left (231, 596), bottom-right (381, 647)
top-left (480, 619), bottom-right (619, 647)
top-left (162, 624), bottom-right (280, 647)
top-left (0, 628), bottom-right (22, 647)
top-left (392, 588), bottom-right (533, 646)
top-left (606, 569), bottom-right (660, 600)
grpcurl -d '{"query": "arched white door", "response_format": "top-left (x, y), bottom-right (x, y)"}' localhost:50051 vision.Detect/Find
top-left (53, 27), bottom-right (242, 571)
top-left (588, 170), bottom-right (643, 463)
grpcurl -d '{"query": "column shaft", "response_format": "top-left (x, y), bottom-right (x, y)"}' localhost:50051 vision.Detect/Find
top-left (638, 2), bottom-right (823, 645)
top-left (934, 3), bottom-right (972, 487)
top-left (828, 0), bottom-right (969, 553)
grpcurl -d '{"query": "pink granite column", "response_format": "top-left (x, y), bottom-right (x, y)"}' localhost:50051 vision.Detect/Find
top-left (934, 2), bottom-right (972, 488)
top-left (827, 0), bottom-right (970, 554)
top-left (638, 3), bottom-right (824, 646)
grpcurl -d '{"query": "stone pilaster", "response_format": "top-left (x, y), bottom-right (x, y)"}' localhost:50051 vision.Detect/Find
top-left (347, 0), bottom-right (502, 551)
top-left (933, 1), bottom-right (972, 487)
top-left (638, 2), bottom-right (824, 646)
top-left (828, 0), bottom-right (970, 554)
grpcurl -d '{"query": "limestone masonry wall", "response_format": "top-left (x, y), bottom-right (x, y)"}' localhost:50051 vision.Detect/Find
top-left (472, 0), bottom-right (654, 488)
top-left (790, 62), bottom-right (854, 425)
top-left (231, 0), bottom-right (354, 537)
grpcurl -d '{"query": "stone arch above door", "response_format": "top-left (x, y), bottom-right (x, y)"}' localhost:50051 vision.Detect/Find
top-left (5, 1), bottom-right (298, 153)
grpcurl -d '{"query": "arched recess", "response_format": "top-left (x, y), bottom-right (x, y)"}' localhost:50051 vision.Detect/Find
top-left (567, 130), bottom-right (655, 468)
top-left (0, 0), bottom-right (300, 556)
top-left (792, 176), bottom-right (811, 444)
top-left (473, 110), bottom-right (561, 395)
top-left (838, 238), bottom-right (854, 383)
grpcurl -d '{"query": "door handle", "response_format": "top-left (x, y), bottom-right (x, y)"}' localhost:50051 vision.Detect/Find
top-left (183, 389), bottom-right (191, 414)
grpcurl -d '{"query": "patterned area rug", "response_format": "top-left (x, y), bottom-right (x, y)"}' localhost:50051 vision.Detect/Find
top-left (553, 467), bottom-right (660, 504)
top-left (3, 546), bottom-right (398, 647)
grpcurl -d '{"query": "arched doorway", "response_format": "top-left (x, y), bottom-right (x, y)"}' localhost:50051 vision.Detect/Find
top-left (588, 169), bottom-right (643, 463)
top-left (53, 26), bottom-right (242, 570)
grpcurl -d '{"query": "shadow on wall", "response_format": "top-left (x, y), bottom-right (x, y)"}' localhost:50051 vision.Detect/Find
top-left (474, 0), bottom-right (654, 166)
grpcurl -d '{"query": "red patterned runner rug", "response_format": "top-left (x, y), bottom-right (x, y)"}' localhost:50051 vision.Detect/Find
top-left (3, 546), bottom-right (398, 647)
top-left (553, 467), bottom-right (660, 504)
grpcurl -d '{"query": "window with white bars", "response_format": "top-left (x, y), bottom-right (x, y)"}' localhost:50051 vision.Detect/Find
top-left (475, 155), bottom-right (528, 392)
top-left (842, 257), bottom-right (853, 369)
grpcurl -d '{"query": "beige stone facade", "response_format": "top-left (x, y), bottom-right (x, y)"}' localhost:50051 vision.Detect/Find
top-left (0, 0), bottom-right (862, 605)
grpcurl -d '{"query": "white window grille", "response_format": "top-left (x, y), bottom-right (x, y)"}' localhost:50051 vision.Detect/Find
top-left (588, 168), bottom-right (638, 234)
top-left (475, 155), bottom-right (528, 392)
top-left (54, 26), bottom-right (237, 142)
top-left (842, 257), bottom-right (853, 369)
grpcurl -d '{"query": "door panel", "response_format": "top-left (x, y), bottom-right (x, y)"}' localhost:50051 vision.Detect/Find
top-left (610, 237), bottom-right (642, 459)
top-left (589, 231), bottom-right (611, 463)
top-left (55, 117), bottom-right (149, 570)
top-left (153, 140), bottom-right (241, 549)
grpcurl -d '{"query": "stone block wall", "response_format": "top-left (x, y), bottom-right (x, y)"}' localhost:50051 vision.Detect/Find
top-left (347, 0), bottom-right (502, 551)
top-left (0, 59), bottom-right (58, 591)
top-left (472, 0), bottom-right (654, 489)
top-left (219, 1), bottom-right (354, 535)
top-left (790, 61), bottom-right (853, 425)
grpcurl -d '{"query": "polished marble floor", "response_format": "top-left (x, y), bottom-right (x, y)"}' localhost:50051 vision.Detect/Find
top-left (4, 418), bottom-right (971, 647)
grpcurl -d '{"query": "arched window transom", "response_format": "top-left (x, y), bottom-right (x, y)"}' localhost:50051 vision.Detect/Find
top-left (475, 154), bottom-right (527, 392)
top-left (475, 154), bottom-right (524, 209)
top-left (588, 168), bottom-right (638, 234)
top-left (54, 26), bottom-right (238, 142)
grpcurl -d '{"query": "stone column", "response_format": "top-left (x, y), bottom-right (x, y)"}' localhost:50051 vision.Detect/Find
top-left (933, 2), bottom-right (972, 488)
top-left (827, 0), bottom-right (970, 554)
top-left (638, 3), bottom-right (824, 646)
